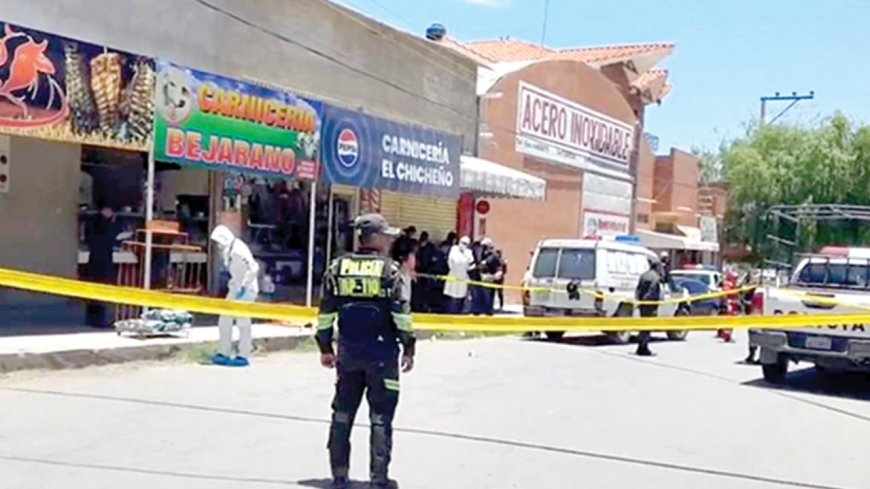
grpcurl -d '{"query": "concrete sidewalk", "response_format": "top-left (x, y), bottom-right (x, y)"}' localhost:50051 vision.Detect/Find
top-left (0, 324), bottom-right (313, 374)
top-left (0, 304), bottom-right (525, 374)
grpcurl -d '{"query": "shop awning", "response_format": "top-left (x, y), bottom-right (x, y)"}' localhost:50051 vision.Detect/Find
top-left (460, 155), bottom-right (546, 201)
top-left (676, 225), bottom-right (703, 241)
top-left (636, 229), bottom-right (719, 252)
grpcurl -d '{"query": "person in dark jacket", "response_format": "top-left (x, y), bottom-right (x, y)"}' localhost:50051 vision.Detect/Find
top-left (316, 213), bottom-right (416, 489)
top-left (413, 231), bottom-right (436, 312)
top-left (85, 206), bottom-right (124, 328)
top-left (635, 257), bottom-right (664, 356)
top-left (476, 239), bottom-right (502, 315)
top-left (495, 250), bottom-right (507, 311)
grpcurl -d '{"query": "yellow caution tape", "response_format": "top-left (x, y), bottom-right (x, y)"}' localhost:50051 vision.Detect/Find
top-left (417, 273), bottom-right (757, 306)
top-left (2, 267), bottom-right (870, 333)
top-left (0, 267), bottom-right (316, 324)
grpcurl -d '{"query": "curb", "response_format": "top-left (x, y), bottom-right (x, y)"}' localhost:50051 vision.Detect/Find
top-left (0, 334), bottom-right (313, 374)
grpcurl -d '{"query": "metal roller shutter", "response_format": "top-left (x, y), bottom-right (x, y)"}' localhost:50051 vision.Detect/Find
top-left (380, 191), bottom-right (457, 241)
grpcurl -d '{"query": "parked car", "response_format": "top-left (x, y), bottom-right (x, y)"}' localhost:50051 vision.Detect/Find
top-left (669, 277), bottom-right (723, 316)
top-left (670, 265), bottom-right (723, 291)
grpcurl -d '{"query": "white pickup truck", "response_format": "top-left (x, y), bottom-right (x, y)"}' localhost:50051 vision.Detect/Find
top-left (750, 247), bottom-right (870, 383)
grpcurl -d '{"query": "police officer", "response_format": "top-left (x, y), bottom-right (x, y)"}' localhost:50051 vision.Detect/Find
top-left (635, 256), bottom-right (664, 356)
top-left (316, 213), bottom-right (416, 489)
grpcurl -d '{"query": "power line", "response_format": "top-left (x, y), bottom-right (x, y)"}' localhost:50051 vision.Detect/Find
top-left (188, 0), bottom-right (533, 147)
top-left (189, 0), bottom-right (666, 181)
top-left (190, 0), bottom-right (474, 122)
top-left (540, 0), bottom-right (551, 47)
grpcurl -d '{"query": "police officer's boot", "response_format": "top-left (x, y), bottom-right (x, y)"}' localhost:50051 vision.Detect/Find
top-left (370, 414), bottom-right (394, 489)
top-left (331, 477), bottom-right (349, 489)
top-left (370, 481), bottom-right (398, 489)
top-left (329, 413), bottom-right (353, 487)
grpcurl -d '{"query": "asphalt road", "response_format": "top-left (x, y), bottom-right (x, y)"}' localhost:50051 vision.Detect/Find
top-left (2, 331), bottom-right (870, 489)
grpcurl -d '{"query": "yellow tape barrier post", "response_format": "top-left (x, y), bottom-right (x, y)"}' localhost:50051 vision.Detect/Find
top-left (2, 267), bottom-right (870, 333)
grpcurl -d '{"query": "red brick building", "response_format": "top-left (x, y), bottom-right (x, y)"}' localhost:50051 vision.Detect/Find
top-left (439, 38), bottom-right (675, 301)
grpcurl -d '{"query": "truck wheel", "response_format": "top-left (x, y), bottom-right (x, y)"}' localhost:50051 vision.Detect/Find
top-left (762, 355), bottom-right (789, 384)
top-left (607, 304), bottom-right (632, 344)
top-left (545, 331), bottom-right (565, 341)
top-left (667, 306), bottom-right (690, 341)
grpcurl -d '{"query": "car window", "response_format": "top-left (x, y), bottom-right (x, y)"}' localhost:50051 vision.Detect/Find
top-left (672, 272), bottom-right (712, 286)
top-left (845, 265), bottom-right (868, 288)
top-left (558, 248), bottom-right (596, 280)
top-left (532, 248), bottom-right (559, 278)
top-left (827, 264), bottom-right (847, 286)
top-left (678, 280), bottom-right (709, 295)
top-left (797, 263), bottom-right (826, 285)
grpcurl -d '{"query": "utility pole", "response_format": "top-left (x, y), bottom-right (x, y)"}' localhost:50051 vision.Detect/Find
top-left (540, 0), bottom-right (550, 47)
top-left (760, 91), bottom-right (815, 125)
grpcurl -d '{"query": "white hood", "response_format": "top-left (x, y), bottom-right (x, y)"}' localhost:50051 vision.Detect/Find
top-left (210, 225), bottom-right (235, 249)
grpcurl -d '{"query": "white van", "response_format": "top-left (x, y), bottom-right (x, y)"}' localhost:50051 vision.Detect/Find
top-left (522, 238), bottom-right (690, 343)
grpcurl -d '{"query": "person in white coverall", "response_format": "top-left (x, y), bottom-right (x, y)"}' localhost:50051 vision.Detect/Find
top-left (443, 236), bottom-right (475, 314)
top-left (210, 225), bottom-right (260, 367)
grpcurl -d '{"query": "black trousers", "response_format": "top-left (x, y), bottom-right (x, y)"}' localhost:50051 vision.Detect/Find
top-left (636, 306), bottom-right (658, 352)
top-left (329, 358), bottom-right (400, 483)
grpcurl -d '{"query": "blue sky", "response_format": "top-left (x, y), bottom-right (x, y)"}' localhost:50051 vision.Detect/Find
top-left (335, 0), bottom-right (870, 153)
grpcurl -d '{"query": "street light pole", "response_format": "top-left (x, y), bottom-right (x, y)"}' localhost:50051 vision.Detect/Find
top-left (760, 91), bottom-right (815, 125)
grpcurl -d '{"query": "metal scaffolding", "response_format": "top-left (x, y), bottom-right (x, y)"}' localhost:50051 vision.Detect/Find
top-left (764, 204), bottom-right (870, 270)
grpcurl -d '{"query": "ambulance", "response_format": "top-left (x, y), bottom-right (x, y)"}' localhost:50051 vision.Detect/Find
top-left (522, 235), bottom-right (692, 343)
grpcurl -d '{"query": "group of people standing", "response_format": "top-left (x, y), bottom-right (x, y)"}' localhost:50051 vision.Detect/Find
top-left (387, 227), bottom-right (506, 316)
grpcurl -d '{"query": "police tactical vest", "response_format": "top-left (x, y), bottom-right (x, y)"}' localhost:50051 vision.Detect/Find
top-left (331, 253), bottom-right (401, 360)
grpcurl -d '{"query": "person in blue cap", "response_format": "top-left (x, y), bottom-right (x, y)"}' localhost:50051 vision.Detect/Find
top-left (316, 213), bottom-right (416, 489)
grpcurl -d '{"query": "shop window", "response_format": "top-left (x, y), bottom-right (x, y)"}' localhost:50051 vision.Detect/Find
top-left (637, 213), bottom-right (650, 224)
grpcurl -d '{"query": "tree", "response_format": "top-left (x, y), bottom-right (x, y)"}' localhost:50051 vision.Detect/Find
top-left (692, 143), bottom-right (725, 184)
top-left (719, 113), bottom-right (870, 261)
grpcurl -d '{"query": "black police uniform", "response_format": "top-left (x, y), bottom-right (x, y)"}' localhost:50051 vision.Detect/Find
top-left (635, 264), bottom-right (663, 356)
top-left (316, 248), bottom-right (415, 487)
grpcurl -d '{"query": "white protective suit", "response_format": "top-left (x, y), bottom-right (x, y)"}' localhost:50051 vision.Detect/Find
top-left (444, 237), bottom-right (475, 299)
top-left (210, 225), bottom-right (260, 359)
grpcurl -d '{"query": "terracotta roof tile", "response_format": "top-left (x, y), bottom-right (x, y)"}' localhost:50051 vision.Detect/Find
top-left (437, 37), bottom-right (497, 64)
top-left (555, 43), bottom-right (674, 64)
top-left (633, 69), bottom-right (668, 90)
top-left (433, 38), bottom-right (675, 103)
top-left (465, 39), bottom-right (555, 62)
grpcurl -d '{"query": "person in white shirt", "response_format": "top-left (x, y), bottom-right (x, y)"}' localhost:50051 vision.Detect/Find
top-left (210, 225), bottom-right (260, 367)
top-left (443, 236), bottom-right (474, 314)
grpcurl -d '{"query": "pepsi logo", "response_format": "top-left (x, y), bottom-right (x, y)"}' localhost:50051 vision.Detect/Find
top-left (336, 128), bottom-right (359, 168)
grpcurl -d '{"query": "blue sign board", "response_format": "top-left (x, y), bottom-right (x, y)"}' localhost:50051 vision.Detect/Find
top-left (320, 105), bottom-right (461, 198)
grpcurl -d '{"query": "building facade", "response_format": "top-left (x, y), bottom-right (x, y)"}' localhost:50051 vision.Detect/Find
top-left (0, 0), bottom-right (479, 324)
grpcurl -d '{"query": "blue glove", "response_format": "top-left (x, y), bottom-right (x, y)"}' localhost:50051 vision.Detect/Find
top-left (235, 287), bottom-right (247, 300)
